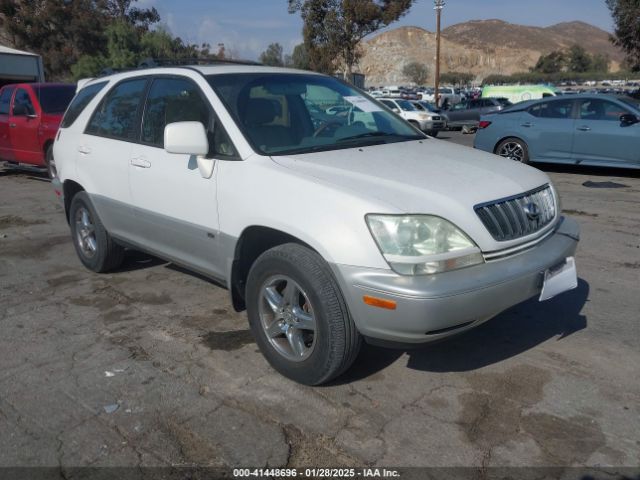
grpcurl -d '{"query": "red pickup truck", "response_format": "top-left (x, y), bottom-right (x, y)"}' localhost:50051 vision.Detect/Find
top-left (0, 83), bottom-right (76, 177)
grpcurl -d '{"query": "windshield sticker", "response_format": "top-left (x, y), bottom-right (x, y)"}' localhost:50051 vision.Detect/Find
top-left (343, 96), bottom-right (383, 113)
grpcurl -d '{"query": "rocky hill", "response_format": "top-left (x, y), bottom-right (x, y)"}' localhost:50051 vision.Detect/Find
top-left (359, 20), bottom-right (624, 86)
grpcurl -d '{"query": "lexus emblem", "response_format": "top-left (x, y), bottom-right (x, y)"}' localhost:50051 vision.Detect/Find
top-left (524, 202), bottom-right (541, 220)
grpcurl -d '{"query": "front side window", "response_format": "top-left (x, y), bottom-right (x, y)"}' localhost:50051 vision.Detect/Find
top-left (35, 85), bottom-right (76, 114)
top-left (207, 73), bottom-right (422, 156)
top-left (0, 87), bottom-right (15, 115)
top-left (141, 77), bottom-right (237, 158)
top-left (61, 81), bottom-right (108, 128)
top-left (13, 89), bottom-right (35, 115)
top-left (86, 79), bottom-right (147, 140)
top-left (579, 99), bottom-right (631, 121)
top-left (528, 99), bottom-right (574, 119)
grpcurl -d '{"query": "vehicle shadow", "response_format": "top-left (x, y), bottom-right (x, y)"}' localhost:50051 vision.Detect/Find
top-left (114, 250), bottom-right (168, 273)
top-left (534, 163), bottom-right (640, 179)
top-left (334, 278), bottom-right (589, 384)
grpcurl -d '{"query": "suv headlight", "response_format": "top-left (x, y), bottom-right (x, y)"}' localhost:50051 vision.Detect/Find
top-left (366, 215), bottom-right (484, 275)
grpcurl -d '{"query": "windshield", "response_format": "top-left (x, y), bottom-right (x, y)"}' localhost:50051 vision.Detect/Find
top-left (35, 85), bottom-right (76, 114)
top-left (207, 73), bottom-right (423, 156)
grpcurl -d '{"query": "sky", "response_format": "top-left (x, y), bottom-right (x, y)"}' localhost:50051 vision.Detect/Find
top-left (138, 0), bottom-right (615, 60)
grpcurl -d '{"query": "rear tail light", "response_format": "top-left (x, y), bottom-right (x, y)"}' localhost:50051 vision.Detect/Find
top-left (478, 120), bottom-right (492, 129)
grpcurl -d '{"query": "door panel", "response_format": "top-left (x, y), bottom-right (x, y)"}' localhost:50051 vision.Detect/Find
top-left (10, 88), bottom-right (41, 164)
top-left (128, 77), bottom-right (224, 278)
top-left (0, 86), bottom-right (15, 161)
top-left (79, 78), bottom-right (149, 236)
top-left (572, 99), bottom-right (640, 167)
top-left (520, 99), bottom-right (576, 163)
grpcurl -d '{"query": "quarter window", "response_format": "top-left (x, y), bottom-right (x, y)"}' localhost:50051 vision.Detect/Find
top-left (579, 99), bottom-right (630, 121)
top-left (0, 87), bottom-right (15, 115)
top-left (60, 82), bottom-right (107, 128)
top-left (13, 89), bottom-right (35, 115)
top-left (528, 100), bottom-right (574, 119)
top-left (86, 79), bottom-right (147, 141)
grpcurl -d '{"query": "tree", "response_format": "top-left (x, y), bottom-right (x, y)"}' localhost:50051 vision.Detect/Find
top-left (567, 44), bottom-right (592, 73)
top-left (440, 71), bottom-right (474, 86)
top-left (260, 43), bottom-right (285, 66)
top-left (289, 0), bottom-right (415, 76)
top-left (607, 0), bottom-right (640, 71)
top-left (532, 50), bottom-right (566, 74)
top-left (286, 43), bottom-right (310, 70)
top-left (591, 53), bottom-right (610, 73)
top-left (402, 62), bottom-right (429, 85)
top-left (0, 0), bottom-right (160, 79)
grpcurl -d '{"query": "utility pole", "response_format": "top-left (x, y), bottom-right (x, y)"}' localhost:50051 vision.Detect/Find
top-left (434, 0), bottom-right (445, 108)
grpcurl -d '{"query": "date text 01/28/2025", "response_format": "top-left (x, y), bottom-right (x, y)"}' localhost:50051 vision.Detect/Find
top-left (232, 468), bottom-right (401, 478)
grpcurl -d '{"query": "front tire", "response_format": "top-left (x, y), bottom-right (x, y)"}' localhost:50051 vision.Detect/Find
top-left (427, 130), bottom-right (439, 137)
top-left (495, 137), bottom-right (530, 164)
top-left (69, 192), bottom-right (124, 273)
top-left (246, 243), bottom-right (361, 385)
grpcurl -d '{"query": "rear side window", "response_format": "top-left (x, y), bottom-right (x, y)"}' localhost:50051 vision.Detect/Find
top-left (0, 87), bottom-right (15, 115)
top-left (61, 82), bottom-right (107, 128)
top-left (528, 100), bottom-right (574, 119)
top-left (86, 79), bottom-right (147, 140)
top-left (36, 85), bottom-right (76, 114)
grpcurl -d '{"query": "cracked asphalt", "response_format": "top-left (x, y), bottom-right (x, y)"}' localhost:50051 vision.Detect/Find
top-left (1, 133), bottom-right (639, 473)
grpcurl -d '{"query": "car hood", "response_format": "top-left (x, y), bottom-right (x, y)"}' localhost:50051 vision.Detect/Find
top-left (271, 139), bottom-right (552, 249)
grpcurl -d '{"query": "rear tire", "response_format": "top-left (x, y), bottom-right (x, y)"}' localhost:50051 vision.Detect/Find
top-left (69, 192), bottom-right (124, 273)
top-left (246, 243), bottom-right (361, 385)
top-left (495, 137), bottom-right (530, 164)
top-left (45, 145), bottom-right (56, 179)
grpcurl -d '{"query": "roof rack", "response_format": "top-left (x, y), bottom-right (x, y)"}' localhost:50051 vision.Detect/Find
top-left (97, 57), bottom-right (262, 77)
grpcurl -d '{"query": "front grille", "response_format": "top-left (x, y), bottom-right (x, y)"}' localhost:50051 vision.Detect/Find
top-left (475, 185), bottom-right (556, 241)
top-left (432, 116), bottom-right (441, 121)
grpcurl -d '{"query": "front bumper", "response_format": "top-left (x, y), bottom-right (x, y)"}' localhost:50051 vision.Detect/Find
top-left (417, 119), bottom-right (445, 131)
top-left (51, 177), bottom-right (64, 205)
top-left (331, 216), bottom-right (580, 344)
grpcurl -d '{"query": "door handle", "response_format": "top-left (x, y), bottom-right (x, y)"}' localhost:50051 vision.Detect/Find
top-left (130, 156), bottom-right (151, 168)
top-left (577, 126), bottom-right (591, 132)
top-left (9, 123), bottom-right (16, 128)
top-left (521, 122), bottom-right (533, 127)
top-left (78, 146), bottom-right (91, 154)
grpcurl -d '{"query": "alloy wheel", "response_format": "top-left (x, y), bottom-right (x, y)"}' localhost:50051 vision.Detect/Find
top-left (74, 206), bottom-right (97, 258)
top-left (258, 275), bottom-right (317, 362)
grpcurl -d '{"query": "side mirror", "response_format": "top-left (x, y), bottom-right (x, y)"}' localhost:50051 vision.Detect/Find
top-left (164, 121), bottom-right (213, 178)
top-left (392, 108), bottom-right (400, 113)
top-left (620, 114), bottom-right (638, 126)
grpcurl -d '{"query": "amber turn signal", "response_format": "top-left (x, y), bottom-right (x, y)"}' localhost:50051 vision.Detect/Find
top-left (363, 295), bottom-right (397, 310)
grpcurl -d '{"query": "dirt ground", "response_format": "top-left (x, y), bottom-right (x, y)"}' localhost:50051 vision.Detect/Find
top-left (1, 135), bottom-right (639, 476)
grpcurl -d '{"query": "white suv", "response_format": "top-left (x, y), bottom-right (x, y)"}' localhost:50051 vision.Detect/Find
top-left (53, 65), bottom-right (580, 385)
top-left (379, 97), bottom-right (443, 136)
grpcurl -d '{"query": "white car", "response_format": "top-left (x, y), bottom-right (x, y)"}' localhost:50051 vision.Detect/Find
top-left (52, 65), bottom-right (580, 385)
top-left (379, 97), bottom-right (443, 136)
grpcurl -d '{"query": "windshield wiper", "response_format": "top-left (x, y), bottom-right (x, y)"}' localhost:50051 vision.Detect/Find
top-left (337, 132), bottom-right (422, 143)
